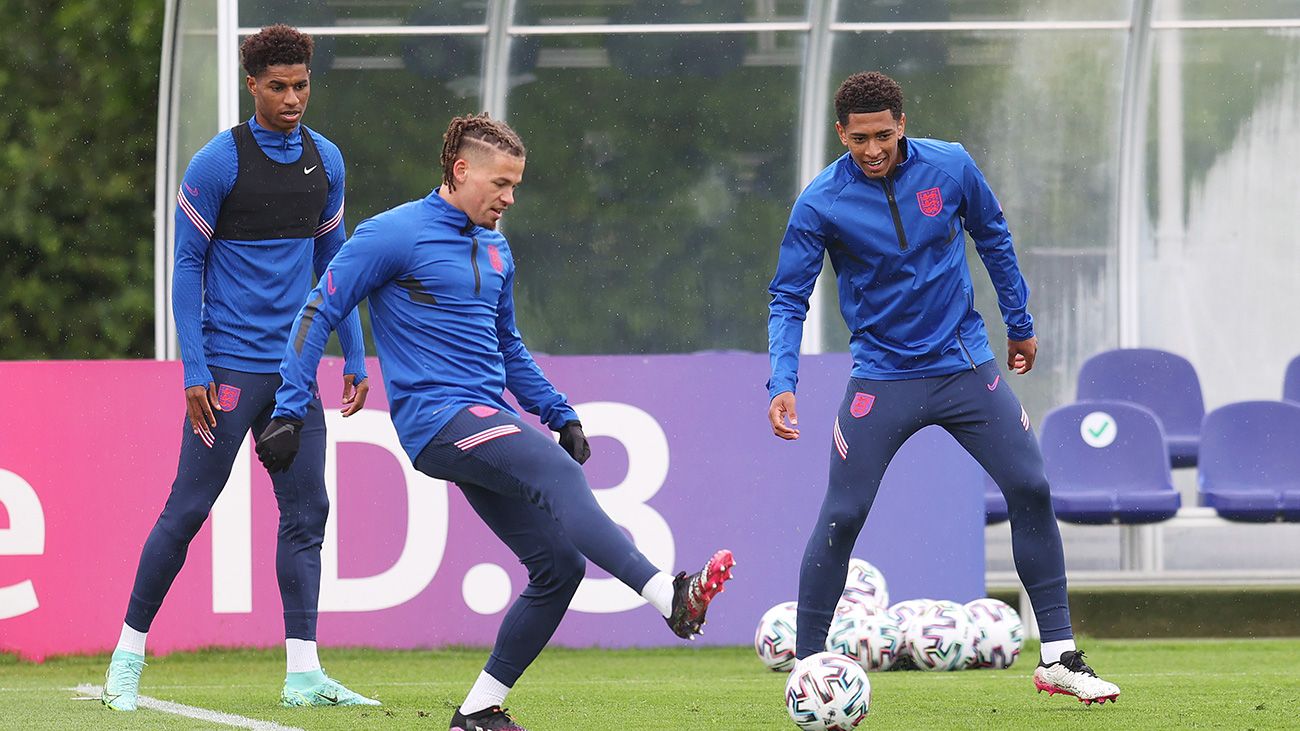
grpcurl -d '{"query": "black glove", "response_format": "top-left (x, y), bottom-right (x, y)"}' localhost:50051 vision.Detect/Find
top-left (256, 417), bottom-right (303, 473)
top-left (557, 420), bottom-right (591, 465)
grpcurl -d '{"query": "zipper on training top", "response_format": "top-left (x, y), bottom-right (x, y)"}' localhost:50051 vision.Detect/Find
top-left (470, 236), bottom-right (481, 295)
top-left (955, 285), bottom-right (977, 370)
top-left (955, 331), bottom-right (977, 371)
top-left (880, 178), bottom-right (909, 251)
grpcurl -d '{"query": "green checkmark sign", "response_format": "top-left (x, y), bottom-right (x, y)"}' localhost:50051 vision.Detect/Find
top-left (1087, 420), bottom-right (1110, 438)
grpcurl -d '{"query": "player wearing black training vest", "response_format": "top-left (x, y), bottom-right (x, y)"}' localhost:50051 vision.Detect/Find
top-left (102, 25), bottom-right (378, 712)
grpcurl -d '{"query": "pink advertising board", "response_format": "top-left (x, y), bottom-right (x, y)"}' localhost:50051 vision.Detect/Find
top-left (0, 354), bottom-right (983, 661)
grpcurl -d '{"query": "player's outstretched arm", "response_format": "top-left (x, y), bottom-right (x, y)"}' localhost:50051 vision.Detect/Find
top-left (173, 136), bottom-right (236, 445)
top-left (259, 217), bottom-right (405, 472)
top-left (767, 200), bottom-right (827, 434)
top-left (495, 265), bottom-right (580, 433)
top-left (311, 139), bottom-right (369, 416)
top-left (959, 148), bottom-right (1034, 343)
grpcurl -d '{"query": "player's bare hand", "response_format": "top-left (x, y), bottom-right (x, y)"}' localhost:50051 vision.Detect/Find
top-left (769, 392), bottom-right (800, 440)
top-left (1008, 336), bottom-right (1038, 375)
top-left (185, 382), bottom-right (220, 448)
top-left (341, 374), bottom-right (369, 417)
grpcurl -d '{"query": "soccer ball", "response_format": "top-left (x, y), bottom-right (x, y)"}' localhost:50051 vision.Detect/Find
top-left (825, 607), bottom-right (870, 666)
top-left (885, 598), bottom-right (934, 668)
top-left (845, 558), bottom-right (886, 592)
top-left (902, 600), bottom-right (978, 671)
top-left (785, 652), bottom-right (872, 730)
top-left (887, 598), bottom-right (935, 626)
top-left (842, 559), bottom-right (890, 611)
top-left (833, 596), bottom-right (877, 623)
top-left (755, 601), bottom-right (799, 671)
top-left (965, 598), bottom-right (1024, 669)
top-left (857, 611), bottom-right (904, 672)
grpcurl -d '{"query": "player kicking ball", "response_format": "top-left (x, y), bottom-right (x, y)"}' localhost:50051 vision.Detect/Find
top-left (256, 112), bottom-right (736, 730)
top-left (766, 71), bottom-right (1119, 705)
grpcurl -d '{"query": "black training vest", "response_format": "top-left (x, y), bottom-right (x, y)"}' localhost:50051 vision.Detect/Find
top-left (212, 122), bottom-right (329, 241)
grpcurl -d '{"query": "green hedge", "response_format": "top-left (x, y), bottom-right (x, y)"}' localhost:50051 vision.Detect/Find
top-left (0, 2), bottom-right (161, 359)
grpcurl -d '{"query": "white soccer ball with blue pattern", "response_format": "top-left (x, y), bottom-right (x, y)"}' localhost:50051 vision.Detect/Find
top-left (755, 601), bottom-right (799, 671)
top-left (785, 652), bottom-right (872, 730)
top-left (825, 605), bottom-right (870, 666)
top-left (885, 598), bottom-right (935, 667)
top-left (901, 600), bottom-right (978, 671)
top-left (842, 558), bottom-right (890, 611)
top-left (964, 598), bottom-right (1023, 669)
top-left (857, 610), bottom-right (904, 672)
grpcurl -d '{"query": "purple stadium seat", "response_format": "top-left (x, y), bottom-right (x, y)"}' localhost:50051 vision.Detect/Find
top-left (1039, 400), bottom-right (1181, 524)
top-left (1283, 355), bottom-right (1300, 404)
top-left (1198, 401), bottom-right (1300, 522)
top-left (984, 473), bottom-right (1008, 525)
top-left (1077, 348), bottom-right (1205, 468)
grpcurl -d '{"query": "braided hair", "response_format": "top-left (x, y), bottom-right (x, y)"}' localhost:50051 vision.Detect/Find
top-left (440, 113), bottom-right (526, 191)
top-left (241, 24), bottom-right (313, 77)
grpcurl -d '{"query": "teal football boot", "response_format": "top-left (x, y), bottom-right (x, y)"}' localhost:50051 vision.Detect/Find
top-left (102, 649), bottom-right (146, 711)
top-left (280, 669), bottom-right (381, 707)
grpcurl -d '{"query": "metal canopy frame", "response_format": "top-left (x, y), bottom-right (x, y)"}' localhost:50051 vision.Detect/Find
top-left (155, 1), bottom-right (1297, 361)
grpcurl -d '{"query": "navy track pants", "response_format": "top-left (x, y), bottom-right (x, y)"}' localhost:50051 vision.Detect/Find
top-left (124, 366), bottom-right (328, 640)
top-left (415, 405), bottom-right (660, 687)
top-left (796, 359), bottom-right (1072, 658)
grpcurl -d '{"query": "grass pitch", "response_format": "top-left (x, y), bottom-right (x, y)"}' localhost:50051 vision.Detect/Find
top-left (2, 639), bottom-right (1298, 729)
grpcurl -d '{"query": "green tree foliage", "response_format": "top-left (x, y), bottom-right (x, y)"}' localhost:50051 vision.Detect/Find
top-left (0, 2), bottom-right (161, 359)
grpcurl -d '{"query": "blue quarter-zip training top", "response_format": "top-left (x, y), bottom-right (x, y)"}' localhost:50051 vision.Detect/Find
top-left (767, 137), bottom-right (1034, 399)
top-left (173, 116), bottom-right (366, 388)
top-left (274, 190), bottom-right (578, 461)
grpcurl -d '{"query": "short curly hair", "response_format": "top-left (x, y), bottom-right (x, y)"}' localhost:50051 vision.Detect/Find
top-left (241, 24), bottom-right (314, 77)
top-left (834, 72), bottom-right (904, 125)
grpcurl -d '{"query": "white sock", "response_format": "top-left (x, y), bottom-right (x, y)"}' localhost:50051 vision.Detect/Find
top-left (640, 571), bottom-right (675, 619)
top-left (286, 639), bottom-right (321, 673)
top-left (116, 623), bottom-right (147, 656)
top-left (1041, 638), bottom-right (1077, 665)
top-left (460, 670), bottom-right (511, 715)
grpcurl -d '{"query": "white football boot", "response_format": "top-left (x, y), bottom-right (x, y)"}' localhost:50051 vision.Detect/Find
top-left (1033, 650), bottom-right (1121, 705)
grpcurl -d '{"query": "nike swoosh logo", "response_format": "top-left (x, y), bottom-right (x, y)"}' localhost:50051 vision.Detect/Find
top-left (265, 423), bottom-right (296, 440)
top-left (316, 692), bottom-right (339, 704)
top-left (327, 270), bottom-right (337, 295)
top-left (183, 181), bottom-right (199, 196)
top-left (304, 165), bottom-right (318, 174)
top-left (987, 375), bottom-right (1001, 391)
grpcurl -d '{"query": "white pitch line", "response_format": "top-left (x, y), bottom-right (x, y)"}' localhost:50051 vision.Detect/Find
top-left (73, 685), bottom-right (305, 731)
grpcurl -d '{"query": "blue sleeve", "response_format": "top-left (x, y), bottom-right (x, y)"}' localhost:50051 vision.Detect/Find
top-left (766, 197), bottom-right (827, 400)
top-left (310, 134), bottom-right (368, 381)
top-left (274, 216), bottom-right (406, 420)
top-left (172, 133), bottom-right (236, 389)
top-left (957, 146), bottom-right (1034, 341)
top-left (496, 264), bottom-right (579, 430)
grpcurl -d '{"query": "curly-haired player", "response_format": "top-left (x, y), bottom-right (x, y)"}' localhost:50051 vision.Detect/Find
top-left (767, 71), bottom-right (1121, 704)
top-left (102, 24), bottom-right (378, 710)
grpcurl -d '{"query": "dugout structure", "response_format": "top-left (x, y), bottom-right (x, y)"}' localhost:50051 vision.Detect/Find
top-left (154, 0), bottom-right (1300, 456)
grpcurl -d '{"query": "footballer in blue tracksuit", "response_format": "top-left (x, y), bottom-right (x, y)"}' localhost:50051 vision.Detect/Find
top-left (104, 26), bottom-right (378, 712)
top-left (767, 72), bottom-right (1120, 703)
top-left (255, 113), bottom-right (735, 731)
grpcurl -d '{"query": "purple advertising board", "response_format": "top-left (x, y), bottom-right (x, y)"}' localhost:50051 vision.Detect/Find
top-left (0, 354), bottom-right (983, 660)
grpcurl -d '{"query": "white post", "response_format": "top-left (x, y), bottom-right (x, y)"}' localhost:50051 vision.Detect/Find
top-left (795, 0), bottom-right (837, 356)
top-left (154, 0), bottom-right (178, 360)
